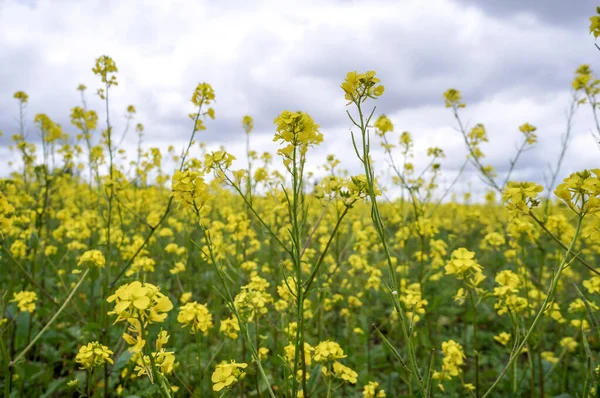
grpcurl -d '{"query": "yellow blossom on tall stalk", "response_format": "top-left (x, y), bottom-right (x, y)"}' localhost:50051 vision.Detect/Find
top-left (242, 115), bottom-right (254, 134)
top-left (340, 70), bottom-right (385, 105)
top-left (502, 181), bottom-right (544, 217)
top-left (554, 169), bottom-right (600, 215)
top-left (92, 55), bottom-right (118, 88)
top-left (443, 88), bottom-right (466, 108)
top-left (107, 281), bottom-right (173, 324)
top-left (445, 247), bottom-right (485, 287)
top-left (273, 110), bottom-right (322, 169)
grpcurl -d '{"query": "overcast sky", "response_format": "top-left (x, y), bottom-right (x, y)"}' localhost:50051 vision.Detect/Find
top-left (1, 0), bottom-right (599, 200)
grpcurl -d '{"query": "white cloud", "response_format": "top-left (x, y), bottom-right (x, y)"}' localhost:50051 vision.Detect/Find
top-left (0, 0), bottom-right (598, 200)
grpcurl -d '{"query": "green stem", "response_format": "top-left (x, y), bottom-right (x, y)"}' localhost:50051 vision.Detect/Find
top-left (10, 268), bottom-right (90, 367)
top-left (481, 213), bottom-right (584, 397)
top-left (468, 288), bottom-right (479, 398)
top-left (350, 99), bottom-right (427, 396)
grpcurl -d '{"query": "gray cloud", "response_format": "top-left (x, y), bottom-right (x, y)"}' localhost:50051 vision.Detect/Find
top-left (1, 0), bottom-right (599, 200)
top-left (454, 0), bottom-right (595, 28)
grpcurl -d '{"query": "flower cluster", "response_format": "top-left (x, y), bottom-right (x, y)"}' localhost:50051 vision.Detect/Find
top-left (78, 249), bottom-right (106, 268)
top-left (591, 7), bottom-right (600, 38)
top-left (432, 340), bottom-right (466, 382)
top-left (131, 330), bottom-right (176, 381)
top-left (92, 55), bottom-right (118, 87)
top-left (70, 106), bottom-right (99, 132)
top-left (220, 315), bottom-right (241, 339)
top-left (177, 301), bottom-right (213, 335)
top-left (519, 123), bottom-right (538, 145)
top-left (445, 247), bottom-right (485, 287)
top-left (322, 361), bottom-right (358, 384)
top-left (75, 342), bottom-right (113, 370)
top-left (273, 110), bottom-right (323, 169)
top-left (502, 181), bottom-right (544, 218)
top-left (233, 286), bottom-right (273, 322)
top-left (204, 150), bottom-right (236, 170)
top-left (443, 88), bottom-right (465, 108)
top-left (242, 115), bottom-right (254, 134)
top-left (313, 340), bottom-right (346, 363)
top-left (573, 64), bottom-right (600, 96)
top-left (554, 169), bottom-right (600, 215)
top-left (340, 71), bottom-right (385, 105)
top-left (171, 169), bottom-right (212, 218)
top-left (363, 381), bottom-right (386, 398)
top-left (107, 281), bottom-right (173, 324)
top-left (11, 291), bottom-right (37, 313)
top-left (374, 114), bottom-right (394, 138)
top-left (467, 123), bottom-right (488, 160)
top-left (494, 270), bottom-right (527, 316)
top-left (0, 192), bottom-right (15, 236)
top-left (211, 361), bottom-right (248, 392)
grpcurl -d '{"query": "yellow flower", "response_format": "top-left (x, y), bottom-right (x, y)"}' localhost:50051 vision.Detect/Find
top-left (313, 340), bottom-right (346, 363)
top-left (220, 315), bottom-right (240, 339)
top-left (122, 332), bottom-right (146, 353)
top-left (493, 332), bottom-right (511, 346)
top-left (341, 70), bottom-right (385, 105)
top-left (180, 292), bottom-right (192, 304)
top-left (502, 181), bottom-right (543, 218)
top-left (177, 301), bottom-right (213, 335)
top-left (374, 114), bottom-right (394, 137)
top-left (242, 115), bottom-right (254, 134)
top-left (433, 340), bottom-right (466, 382)
top-left (283, 343), bottom-right (314, 366)
top-left (211, 361), bottom-right (248, 392)
top-left (169, 262), bottom-right (186, 275)
top-left (258, 347), bottom-right (269, 361)
top-left (363, 381), bottom-right (386, 398)
top-left (13, 91), bottom-right (29, 103)
top-left (322, 361), bottom-right (358, 384)
top-left (519, 123), bottom-right (538, 145)
top-left (78, 249), bottom-right (106, 268)
top-left (75, 341), bottom-right (113, 370)
top-left (233, 287), bottom-right (273, 322)
top-left (92, 55), bottom-right (118, 86)
top-left (541, 351), bottom-right (559, 364)
top-left (554, 169), bottom-right (600, 215)
top-left (204, 150), bottom-right (236, 170)
top-left (107, 281), bottom-right (173, 324)
top-left (445, 247), bottom-right (484, 286)
top-left (560, 337), bottom-right (578, 353)
top-left (191, 82), bottom-right (215, 107)
top-left (11, 291), bottom-right (37, 313)
top-left (591, 14), bottom-right (600, 38)
top-left (443, 88), bottom-right (465, 108)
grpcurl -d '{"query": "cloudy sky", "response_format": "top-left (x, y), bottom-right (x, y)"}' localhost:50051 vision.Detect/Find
top-left (1, 0), bottom-right (598, 200)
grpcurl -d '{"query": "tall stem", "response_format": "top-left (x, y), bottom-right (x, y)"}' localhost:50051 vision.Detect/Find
top-left (481, 213), bottom-right (584, 397)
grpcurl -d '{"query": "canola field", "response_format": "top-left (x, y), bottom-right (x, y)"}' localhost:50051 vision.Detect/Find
top-left (2, 34), bottom-right (600, 397)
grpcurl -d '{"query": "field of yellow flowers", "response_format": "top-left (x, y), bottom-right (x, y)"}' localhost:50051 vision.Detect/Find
top-left (2, 17), bottom-right (600, 398)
